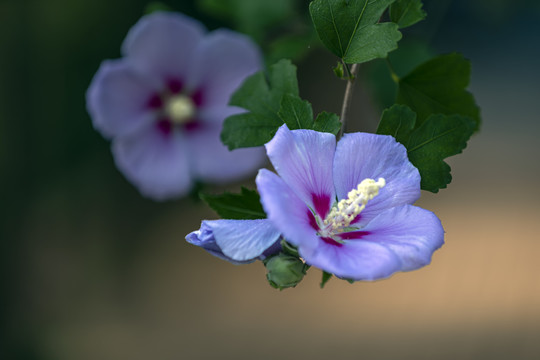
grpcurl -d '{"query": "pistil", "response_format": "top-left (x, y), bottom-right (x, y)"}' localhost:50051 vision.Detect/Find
top-left (165, 95), bottom-right (196, 124)
top-left (323, 178), bottom-right (386, 233)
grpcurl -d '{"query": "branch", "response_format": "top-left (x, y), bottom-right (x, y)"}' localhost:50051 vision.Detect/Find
top-left (338, 63), bottom-right (360, 138)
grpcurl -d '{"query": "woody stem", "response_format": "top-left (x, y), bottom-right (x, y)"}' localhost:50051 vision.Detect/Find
top-left (338, 63), bottom-right (360, 139)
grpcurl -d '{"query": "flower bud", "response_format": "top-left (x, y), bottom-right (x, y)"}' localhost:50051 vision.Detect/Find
top-left (264, 253), bottom-right (308, 290)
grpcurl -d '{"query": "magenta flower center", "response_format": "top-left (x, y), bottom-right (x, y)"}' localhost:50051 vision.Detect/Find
top-left (147, 79), bottom-right (204, 136)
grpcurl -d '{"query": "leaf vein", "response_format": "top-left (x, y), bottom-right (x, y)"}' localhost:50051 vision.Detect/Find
top-left (408, 125), bottom-right (463, 153)
top-left (326, 0), bottom-right (344, 56)
top-left (344, 0), bottom-right (370, 58)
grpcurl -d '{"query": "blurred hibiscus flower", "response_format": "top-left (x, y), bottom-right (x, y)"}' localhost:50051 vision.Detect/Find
top-left (87, 12), bottom-right (265, 200)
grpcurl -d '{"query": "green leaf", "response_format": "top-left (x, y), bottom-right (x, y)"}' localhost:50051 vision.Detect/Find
top-left (389, 0), bottom-right (426, 28)
top-left (268, 59), bottom-right (299, 102)
top-left (320, 271), bottom-right (333, 288)
top-left (309, 0), bottom-right (402, 64)
top-left (277, 95), bottom-right (343, 135)
top-left (222, 59), bottom-right (343, 149)
top-left (221, 60), bottom-right (298, 150)
top-left (377, 105), bottom-right (476, 192)
top-left (377, 104), bottom-right (416, 144)
top-left (397, 53), bottom-right (481, 131)
top-left (406, 114), bottom-right (476, 192)
top-left (365, 39), bottom-right (434, 109)
top-left (200, 187), bottom-right (266, 220)
top-left (278, 94), bottom-right (314, 130)
top-left (313, 112), bottom-right (342, 135)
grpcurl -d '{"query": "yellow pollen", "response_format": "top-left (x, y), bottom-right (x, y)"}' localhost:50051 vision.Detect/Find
top-left (324, 178), bottom-right (386, 231)
top-left (165, 95), bottom-right (195, 124)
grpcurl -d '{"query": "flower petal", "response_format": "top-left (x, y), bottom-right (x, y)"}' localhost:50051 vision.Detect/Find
top-left (196, 105), bottom-right (246, 125)
top-left (265, 125), bottom-right (336, 218)
top-left (300, 239), bottom-right (402, 281)
top-left (355, 205), bottom-right (444, 271)
top-left (186, 222), bottom-right (253, 265)
top-left (256, 169), bottom-right (321, 251)
top-left (86, 60), bottom-right (157, 139)
top-left (111, 124), bottom-right (192, 200)
top-left (121, 12), bottom-right (206, 82)
top-left (186, 29), bottom-right (262, 106)
top-left (333, 133), bottom-right (421, 224)
top-left (206, 219), bottom-right (281, 261)
top-left (185, 125), bottom-right (265, 183)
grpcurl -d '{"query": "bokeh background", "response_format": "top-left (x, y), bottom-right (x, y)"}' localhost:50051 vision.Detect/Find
top-left (2, 0), bottom-right (540, 359)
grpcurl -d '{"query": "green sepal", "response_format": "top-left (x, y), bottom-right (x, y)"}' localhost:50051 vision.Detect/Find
top-left (200, 187), bottom-right (266, 220)
top-left (389, 0), bottom-right (427, 28)
top-left (309, 0), bottom-right (402, 64)
top-left (320, 271), bottom-right (333, 288)
top-left (280, 239), bottom-right (300, 257)
top-left (397, 53), bottom-right (481, 131)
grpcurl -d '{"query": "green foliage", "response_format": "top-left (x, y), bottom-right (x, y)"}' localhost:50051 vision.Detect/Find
top-left (200, 187), bottom-right (266, 220)
top-left (397, 53), bottom-right (481, 131)
top-left (366, 40), bottom-right (435, 109)
top-left (278, 94), bottom-right (314, 130)
top-left (389, 0), bottom-right (426, 28)
top-left (377, 105), bottom-right (476, 192)
top-left (198, 0), bottom-right (294, 41)
top-left (221, 60), bottom-right (297, 149)
top-left (309, 0), bottom-right (402, 64)
top-left (377, 104), bottom-right (416, 144)
top-left (407, 114), bottom-right (476, 192)
top-left (320, 271), bottom-right (333, 288)
top-left (280, 239), bottom-right (300, 257)
top-left (333, 62), bottom-right (345, 78)
top-left (221, 60), bottom-right (298, 150)
top-left (266, 32), bottom-right (318, 65)
top-left (198, 0), bottom-right (315, 64)
top-left (313, 112), bottom-right (342, 135)
top-left (144, 2), bottom-right (172, 14)
top-left (222, 59), bottom-right (342, 150)
top-left (264, 253), bottom-right (309, 290)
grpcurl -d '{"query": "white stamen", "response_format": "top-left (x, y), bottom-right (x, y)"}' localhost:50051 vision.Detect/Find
top-left (324, 178), bottom-right (385, 231)
top-left (165, 95), bottom-right (195, 124)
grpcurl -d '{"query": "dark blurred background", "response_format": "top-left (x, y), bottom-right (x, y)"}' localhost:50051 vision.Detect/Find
top-left (2, 0), bottom-right (540, 359)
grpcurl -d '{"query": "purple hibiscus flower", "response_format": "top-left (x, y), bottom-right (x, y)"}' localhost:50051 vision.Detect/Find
top-left (255, 125), bottom-right (444, 281)
top-left (186, 219), bottom-right (282, 263)
top-left (86, 12), bottom-right (265, 200)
